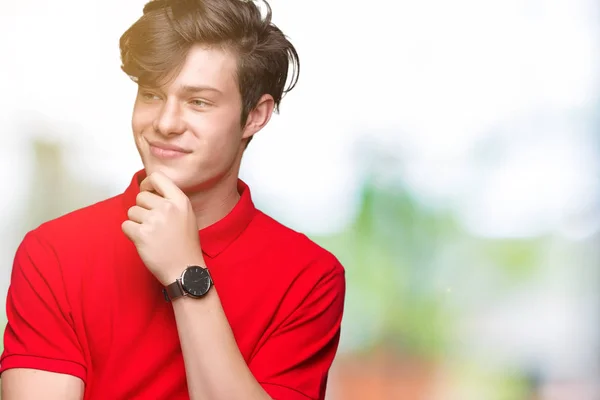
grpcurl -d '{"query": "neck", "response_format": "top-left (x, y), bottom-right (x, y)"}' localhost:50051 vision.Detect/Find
top-left (186, 166), bottom-right (242, 231)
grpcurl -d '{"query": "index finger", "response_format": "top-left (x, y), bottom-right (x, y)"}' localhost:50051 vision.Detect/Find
top-left (139, 171), bottom-right (181, 199)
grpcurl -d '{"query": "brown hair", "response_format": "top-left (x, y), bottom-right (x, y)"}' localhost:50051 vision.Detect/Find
top-left (119, 0), bottom-right (299, 127)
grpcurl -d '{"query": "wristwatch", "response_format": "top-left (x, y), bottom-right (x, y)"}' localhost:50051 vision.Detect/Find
top-left (163, 265), bottom-right (213, 302)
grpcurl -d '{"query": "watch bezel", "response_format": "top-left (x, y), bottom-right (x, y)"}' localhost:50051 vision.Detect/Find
top-left (180, 265), bottom-right (212, 298)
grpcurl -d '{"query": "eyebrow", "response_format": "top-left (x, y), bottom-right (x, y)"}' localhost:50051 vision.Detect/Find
top-left (178, 85), bottom-right (223, 95)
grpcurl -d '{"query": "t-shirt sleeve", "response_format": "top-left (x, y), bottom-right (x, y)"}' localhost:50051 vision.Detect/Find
top-left (250, 258), bottom-right (346, 400)
top-left (0, 231), bottom-right (86, 382)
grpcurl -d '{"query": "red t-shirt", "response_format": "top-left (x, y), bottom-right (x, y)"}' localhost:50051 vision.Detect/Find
top-left (0, 170), bottom-right (346, 400)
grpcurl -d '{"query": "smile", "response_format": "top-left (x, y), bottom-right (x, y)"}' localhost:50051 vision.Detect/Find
top-left (147, 140), bottom-right (191, 160)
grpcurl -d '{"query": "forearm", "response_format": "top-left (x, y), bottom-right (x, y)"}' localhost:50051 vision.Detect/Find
top-left (172, 288), bottom-right (271, 400)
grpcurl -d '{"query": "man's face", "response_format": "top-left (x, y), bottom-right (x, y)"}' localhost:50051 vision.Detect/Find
top-left (132, 45), bottom-right (247, 192)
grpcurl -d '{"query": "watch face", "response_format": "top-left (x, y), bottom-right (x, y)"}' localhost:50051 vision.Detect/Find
top-left (181, 266), bottom-right (212, 297)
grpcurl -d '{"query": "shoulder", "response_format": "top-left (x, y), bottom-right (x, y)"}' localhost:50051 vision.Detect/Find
top-left (235, 209), bottom-right (345, 329)
top-left (14, 193), bottom-right (127, 279)
top-left (249, 210), bottom-right (345, 280)
top-left (33, 193), bottom-right (125, 245)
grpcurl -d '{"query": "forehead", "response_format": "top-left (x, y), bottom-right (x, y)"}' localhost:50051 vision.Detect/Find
top-left (164, 45), bottom-right (238, 94)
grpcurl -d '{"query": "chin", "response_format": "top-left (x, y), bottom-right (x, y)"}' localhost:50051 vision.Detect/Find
top-left (143, 162), bottom-right (186, 186)
top-left (145, 162), bottom-right (213, 193)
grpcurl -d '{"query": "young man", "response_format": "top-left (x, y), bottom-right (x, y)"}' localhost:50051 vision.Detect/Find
top-left (0, 1), bottom-right (346, 399)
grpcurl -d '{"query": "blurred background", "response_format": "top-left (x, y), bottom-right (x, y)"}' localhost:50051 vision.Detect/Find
top-left (1, 0), bottom-right (599, 399)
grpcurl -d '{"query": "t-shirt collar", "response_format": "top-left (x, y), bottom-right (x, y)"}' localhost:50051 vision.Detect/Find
top-left (122, 169), bottom-right (256, 258)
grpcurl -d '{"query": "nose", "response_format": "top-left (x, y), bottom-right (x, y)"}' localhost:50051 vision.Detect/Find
top-left (153, 99), bottom-right (185, 137)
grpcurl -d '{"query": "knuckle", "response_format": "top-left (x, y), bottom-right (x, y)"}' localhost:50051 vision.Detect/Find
top-left (173, 196), bottom-right (187, 209)
top-left (164, 201), bottom-right (175, 212)
top-left (136, 192), bottom-right (145, 203)
top-left (139, 224), bottom-right (152, 238)
top-left (148, 213), bottom-right (159, 225)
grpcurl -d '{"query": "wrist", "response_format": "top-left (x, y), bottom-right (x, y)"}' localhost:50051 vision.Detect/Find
top-left (161, 254), bottom-right (206, 286)
top-left (163, 264), bottom-right (213, 302)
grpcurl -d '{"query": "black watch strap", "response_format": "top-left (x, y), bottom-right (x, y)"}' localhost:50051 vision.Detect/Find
top-left (163, 280), bottom-right (184, 302)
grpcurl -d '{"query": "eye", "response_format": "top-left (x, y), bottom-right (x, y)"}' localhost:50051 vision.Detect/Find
top-left (190, 99), bottom-right (209, 108)
top-left (140, 92), bottom-right (161, 101)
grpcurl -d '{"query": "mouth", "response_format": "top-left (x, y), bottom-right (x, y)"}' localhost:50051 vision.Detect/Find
top-left (146, 138), bottom-right (191, 160)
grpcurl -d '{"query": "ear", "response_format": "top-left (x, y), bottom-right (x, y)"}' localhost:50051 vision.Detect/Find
top-left (241, 94), bottom-right (275, 140)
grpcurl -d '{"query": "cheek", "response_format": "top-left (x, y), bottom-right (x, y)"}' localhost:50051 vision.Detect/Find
top-left (131, 117), bottom-right (140, 135)
top-left (196, 109), bottom-right (242, 143)
top-left (194, 116), bottom-right (243, 163)
top-left (132, 114), bottom-right (144, 133)
top-left (131, 108), bottom-right (152, 151)
top-left (132, 102), bottom-right (155, 132)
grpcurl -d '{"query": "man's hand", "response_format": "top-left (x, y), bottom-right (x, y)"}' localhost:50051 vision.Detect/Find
top-left (122, 171), bottom-right (204, 285)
